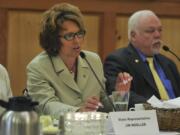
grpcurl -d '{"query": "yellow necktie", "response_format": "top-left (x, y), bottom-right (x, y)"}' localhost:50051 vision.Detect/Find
top-left (146, 58), bottom-right (169, 100)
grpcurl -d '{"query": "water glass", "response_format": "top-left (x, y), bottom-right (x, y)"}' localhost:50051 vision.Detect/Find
top-left (112, 91), bottom-right (129, 111)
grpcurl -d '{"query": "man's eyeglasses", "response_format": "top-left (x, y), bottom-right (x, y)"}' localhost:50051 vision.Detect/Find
top-left (59, 30), bottom-right (86, 41)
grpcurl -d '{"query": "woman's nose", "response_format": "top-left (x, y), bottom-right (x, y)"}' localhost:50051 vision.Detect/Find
top-left (73, 35), bottom-right (80, 43)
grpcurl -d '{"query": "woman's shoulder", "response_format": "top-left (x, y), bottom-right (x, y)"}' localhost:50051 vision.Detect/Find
top-left (28, 51), bottom-right (49, 65)
top-left (82, 50), bottom-right (100, 59)
top-left (81, 50), bottom-right (102, 65)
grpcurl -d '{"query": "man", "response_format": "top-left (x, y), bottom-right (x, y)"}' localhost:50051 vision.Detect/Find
top-left (0, 64), bottom-right (12, 115)
top-left (104, 10), bottom-right (180, 107)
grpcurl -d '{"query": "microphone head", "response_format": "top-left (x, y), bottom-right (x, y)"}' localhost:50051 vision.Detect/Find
top-left (80, 51), bottom-right (86, 58)
top-left (162, 45), bottom-right (170, 51)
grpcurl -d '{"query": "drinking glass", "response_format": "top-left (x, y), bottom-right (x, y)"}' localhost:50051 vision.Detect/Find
top-left (112, 91), bottom-right (129, 111)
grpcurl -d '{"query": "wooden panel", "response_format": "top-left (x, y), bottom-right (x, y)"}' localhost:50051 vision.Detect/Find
top-left (83, 15), bottom-right (99, 53)
top-left (1, 0), bottom-right (180, 16)
top-left (100, 12), bottom-right (116, 60)
top-left (160, 17), bottom-right (180, 71)
top-left (7, 10), bottom-right (100, 95)
top-left (0, 9), bottom-right (7, 66)
top-left (116, 16), bottom-right (129, 49)
top-left (7, 10), bottom-right (43, 95)
top-left (116, 15), bottom-right (180, 71)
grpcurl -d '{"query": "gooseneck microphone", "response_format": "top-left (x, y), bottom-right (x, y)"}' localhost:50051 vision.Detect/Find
top-left (162, 45), bottom-right (180, 61)
top-left (80, 51), bottom-right (116, 111)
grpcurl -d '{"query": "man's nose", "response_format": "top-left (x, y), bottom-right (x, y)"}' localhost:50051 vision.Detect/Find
top-left (154, 30), bottom-right (161, 38)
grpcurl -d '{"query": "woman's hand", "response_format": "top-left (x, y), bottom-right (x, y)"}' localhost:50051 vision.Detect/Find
top-left (78, 96), bottom-right (103, 112)
top-left (115, 72), bottom-right (133, 92)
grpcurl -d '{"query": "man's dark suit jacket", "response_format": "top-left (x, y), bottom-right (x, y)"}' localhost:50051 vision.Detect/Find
top-left (104, 43), bottom-right (180, 107)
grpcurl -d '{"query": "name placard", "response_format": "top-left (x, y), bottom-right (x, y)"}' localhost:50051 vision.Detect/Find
top-left (107, 110), bottom-right (159, 135)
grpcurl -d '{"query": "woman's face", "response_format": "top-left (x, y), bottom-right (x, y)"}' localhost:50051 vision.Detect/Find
top-left (59, 20), bottom-right (85, 58)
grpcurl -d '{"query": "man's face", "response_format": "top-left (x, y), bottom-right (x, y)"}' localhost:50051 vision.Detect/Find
top-left (131, 15), bottom-right (162, 56)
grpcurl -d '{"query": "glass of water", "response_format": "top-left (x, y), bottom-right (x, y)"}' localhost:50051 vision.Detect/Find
top-left (112, 91), bottom-right (129, 111)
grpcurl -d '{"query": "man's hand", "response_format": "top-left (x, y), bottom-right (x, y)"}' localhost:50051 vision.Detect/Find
top-left (115, 72), bottom-right (133, 92)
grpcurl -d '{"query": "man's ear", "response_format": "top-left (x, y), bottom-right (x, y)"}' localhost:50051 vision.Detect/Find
top-left (131, 31), bottom-right (136, 38)
top-left (130, 31), bottom-right (137, 42)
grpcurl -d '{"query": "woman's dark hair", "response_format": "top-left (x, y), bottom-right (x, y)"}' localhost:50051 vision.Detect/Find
top-left (39, 3), bottom-right (85, 56)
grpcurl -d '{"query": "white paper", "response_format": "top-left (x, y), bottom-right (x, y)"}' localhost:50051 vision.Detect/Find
top-left (147, 96), bottom-right (180, 109)
top-left (163, 97), bottom-right (180, 108)
top-left (108, 110), bottom-right (159, 135)
top-left (147, 95), bottom-right (163, 108)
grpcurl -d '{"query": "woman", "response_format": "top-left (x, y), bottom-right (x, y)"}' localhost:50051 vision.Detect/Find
top-left (27, 3), bottom-right (132, 118)
top-left (0, 64), bottom-right (12, 115)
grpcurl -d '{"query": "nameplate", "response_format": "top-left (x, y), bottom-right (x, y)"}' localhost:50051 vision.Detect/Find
top-left (108, 110), bottom-right (159, 135)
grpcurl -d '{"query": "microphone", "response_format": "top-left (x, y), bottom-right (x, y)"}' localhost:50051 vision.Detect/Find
top-left (162, 45), bottom-right (180, 61)
top-left (80, 51), bottom-right (116, 111)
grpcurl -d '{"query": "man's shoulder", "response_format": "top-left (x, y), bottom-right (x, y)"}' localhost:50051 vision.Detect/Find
top-left (107, 46), bottom-right (130, 58)
top-left (156, 53), bottom-right (173, 62)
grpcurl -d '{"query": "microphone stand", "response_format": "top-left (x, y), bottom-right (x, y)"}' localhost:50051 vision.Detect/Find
top-left (168, 49), bottom-right (180, 61)
top-left (80, 52), bottom-right (116, 111)
top-left (163, 45), bottom-right (180, 61)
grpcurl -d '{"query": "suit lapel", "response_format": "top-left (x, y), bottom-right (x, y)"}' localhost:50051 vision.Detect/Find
top-left (128, 45), bottom-right (157, 91)
top-left (156, 55), bottom-right (179, 95)
top-left (156, 55), bottom-right (171, 77)
top-left (76, 56), bottom-right (90, 92)
top-left (51, 56), bottom-right (81, 93)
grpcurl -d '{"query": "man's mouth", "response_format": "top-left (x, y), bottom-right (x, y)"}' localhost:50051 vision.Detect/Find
top-left (153, 40), bottom-right (161, 47)
top-left (153, 40), bottom-right (161, 45)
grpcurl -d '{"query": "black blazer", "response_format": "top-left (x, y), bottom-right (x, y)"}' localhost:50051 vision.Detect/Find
top-left (104, 43), bottom-right (180, 107)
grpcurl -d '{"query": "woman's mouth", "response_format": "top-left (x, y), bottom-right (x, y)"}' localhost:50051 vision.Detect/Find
top-left (73, 46), bottom-right (81, 51)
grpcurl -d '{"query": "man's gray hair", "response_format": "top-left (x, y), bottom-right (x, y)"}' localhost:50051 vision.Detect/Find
top-left (128, 10), bottom-right (157, 40)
